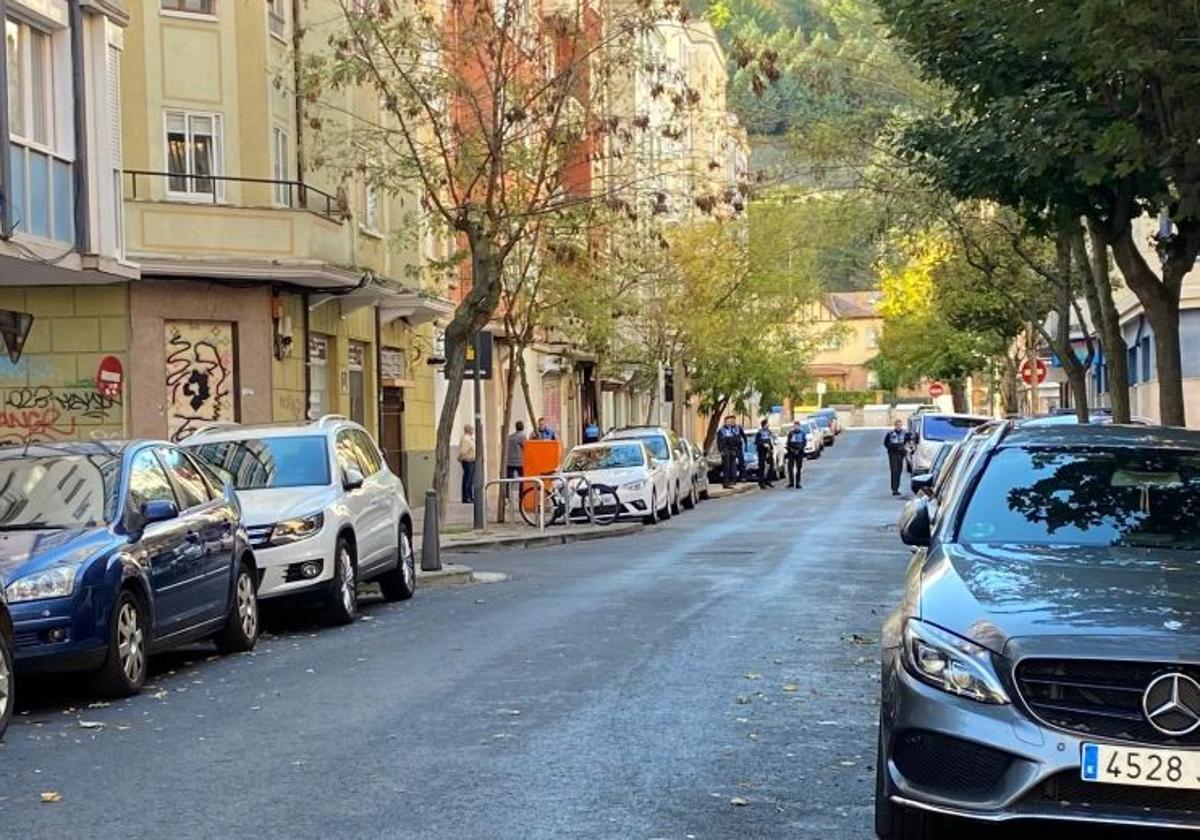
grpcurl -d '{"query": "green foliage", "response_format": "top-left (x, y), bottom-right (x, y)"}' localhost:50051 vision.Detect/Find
top-left (799, 389), bottom-right (883, 407)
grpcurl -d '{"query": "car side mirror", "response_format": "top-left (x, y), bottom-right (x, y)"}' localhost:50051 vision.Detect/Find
top-left (910, 472), bottom-right (935, 496)
top-left (898, 497), bottom-right (932, 547)
top-left (343, 468), bottom-right (365, 490)
top-left (142, 499), bottom-right (180, 525)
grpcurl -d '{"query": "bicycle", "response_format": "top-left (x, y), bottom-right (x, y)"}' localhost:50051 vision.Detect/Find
top-left (518, 475), bottom-right (621, 527)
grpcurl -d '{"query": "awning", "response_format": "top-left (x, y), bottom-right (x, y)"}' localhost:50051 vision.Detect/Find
top-left (379, 292), bottom-right (456, 326)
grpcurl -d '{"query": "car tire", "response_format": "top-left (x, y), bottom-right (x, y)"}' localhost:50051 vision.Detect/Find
top-left (323, 536), bottom-right (358, 626)
top-left (215, 561), bottom-right (259, 654)
top-left (875, 721), bottom-right (947, 839)
top-left (670, 485), bottom-right (682, 516)
top-left (643, 492), bottom-right (660, 526)
top-left (0, 632), bottom-right (12, 739)
top-left (379, 525), bottom-right (416, 602)
top-left (683, 481), bottom-right (697, 509)
top-left (94, 589), bottom-right (149, 697)
top-left (699, 483), bottom-right (710, 501)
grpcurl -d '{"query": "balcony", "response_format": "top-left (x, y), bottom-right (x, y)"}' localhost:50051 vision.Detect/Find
top-left (122, 170), bottom-right (359, 285)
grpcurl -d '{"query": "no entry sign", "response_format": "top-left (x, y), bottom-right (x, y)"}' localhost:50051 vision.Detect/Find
top-left (96, 355), bottom-right (124, 399)
top-left (1021, 358), bottom-right (1048, 385)
top-left (928, 381), bottom-right (945, 398)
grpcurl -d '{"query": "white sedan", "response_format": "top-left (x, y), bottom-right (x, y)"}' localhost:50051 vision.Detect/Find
top-left (561, 441), bottom-right (671, 524)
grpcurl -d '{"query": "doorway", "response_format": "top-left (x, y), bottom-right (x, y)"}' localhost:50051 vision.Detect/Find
top-left (381, 387), bottom-right (405, 482)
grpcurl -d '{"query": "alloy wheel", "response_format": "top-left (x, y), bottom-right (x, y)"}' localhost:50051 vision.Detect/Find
top-left (0, 646), bottom-right (10, 721)
top-left (236, 571), bottom-right (258, 640)
top-left (339, 546), bottom-right (356, 614)
top-left (116, 601), bottom-right (145, 685)
top-left (401, 532), bottom-right (415, 591)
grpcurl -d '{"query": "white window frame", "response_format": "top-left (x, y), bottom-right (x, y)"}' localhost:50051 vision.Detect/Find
top-left (163, 110), bottom-right (224, 201)
top-left (360, 169), bottom-right (381, 235)
top-left (160, 0), bottom-right (217, 20)
top-left (7, 18), bottom-right (57, 153)
top-left (267, 0), bottom-right (285, 39)
top-left (271, 126), bottom-right (289, 206)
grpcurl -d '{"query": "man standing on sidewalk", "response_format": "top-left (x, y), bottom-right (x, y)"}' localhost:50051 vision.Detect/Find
top-left (754, 419), bottom-right (775, 489)
top-left (716, 415), bottom-right (742, 488)
top-left (458, 425), bottom-right (476, 504)
top-left (883, 419), bottom-right (912, 497)
top-left (785, 419), bottom-right (807, 489)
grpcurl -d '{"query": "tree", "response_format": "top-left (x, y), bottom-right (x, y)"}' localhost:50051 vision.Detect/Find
top-left (876, 0), bottom-right (1200, 425)
top-left (303, 0), bottom-right (684, 510)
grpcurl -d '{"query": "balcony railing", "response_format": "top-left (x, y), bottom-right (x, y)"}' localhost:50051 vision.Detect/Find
top-left (123, 170), bottom-right (343, 223)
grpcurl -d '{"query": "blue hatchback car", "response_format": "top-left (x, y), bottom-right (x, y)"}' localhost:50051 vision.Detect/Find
top-left (1, 441), bottom-right (259, 696)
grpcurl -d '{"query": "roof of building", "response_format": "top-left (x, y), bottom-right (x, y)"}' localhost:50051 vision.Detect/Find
top-left (824, 291), bottom-right (882, 320)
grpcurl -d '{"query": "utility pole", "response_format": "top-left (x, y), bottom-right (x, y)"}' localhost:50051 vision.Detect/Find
top-left (472, 330), bottom-right (485, 530)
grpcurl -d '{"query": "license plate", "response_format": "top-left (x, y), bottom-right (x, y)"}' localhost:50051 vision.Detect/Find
top-left (1082, 742), bottom-right (1200, 790)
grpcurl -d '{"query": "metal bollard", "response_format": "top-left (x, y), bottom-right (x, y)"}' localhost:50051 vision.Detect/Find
top-left (421, 489), bottom-right (442, 572)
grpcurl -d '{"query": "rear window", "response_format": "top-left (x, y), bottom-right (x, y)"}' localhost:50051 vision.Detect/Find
top-left (958, 447), bottom-right (1200, 550)
top-left (624, 435), bottom-right (668, 460)
top-left (190, 437), bottom-right (331, 490)
top-left (922, 416), bottom-right (987, 442)
top-left (563, 444), bottom-right (645, 471)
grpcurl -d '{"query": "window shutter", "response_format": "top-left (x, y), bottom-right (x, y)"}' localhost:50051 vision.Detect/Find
top-left (106, 45), bottom-right (122, 165)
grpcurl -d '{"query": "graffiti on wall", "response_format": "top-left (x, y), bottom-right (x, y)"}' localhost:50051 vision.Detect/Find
top-left (166, 321), bottom-right (236, 442)
top-left (0, 367), bottom-right (126, 448)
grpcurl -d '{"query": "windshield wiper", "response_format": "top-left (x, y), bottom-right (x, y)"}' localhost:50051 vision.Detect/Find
top-left (0, 522), bottom-right (66, 531)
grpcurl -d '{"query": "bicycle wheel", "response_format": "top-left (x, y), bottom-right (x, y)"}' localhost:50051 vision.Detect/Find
top-left (585, 484), bottom-right (620, 526)
top-left (519, 483), bottom-right (560, 527)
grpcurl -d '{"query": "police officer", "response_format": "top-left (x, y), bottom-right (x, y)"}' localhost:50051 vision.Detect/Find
top-left (734, 418), bottom-right (748, 478)
top-left (754, 419), bottom-right (775, 488)
top-left (716, 415), bottom-right (742, 488)
top-left (883, 419), bottom-right (912, 497)
top-left (785, 419), bottom-right (807, 489)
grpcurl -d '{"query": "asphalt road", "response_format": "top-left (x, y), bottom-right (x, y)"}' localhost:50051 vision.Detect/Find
top-left (0, 431), bottom-right (966, 837)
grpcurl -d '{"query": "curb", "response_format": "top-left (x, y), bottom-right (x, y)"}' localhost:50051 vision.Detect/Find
top-left (437, 522), bottom-right (644, 554)
top-left (415, 563), bottom-right (474, 587)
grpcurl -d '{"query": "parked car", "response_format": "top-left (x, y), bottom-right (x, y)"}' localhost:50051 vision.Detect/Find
top-left (603, 427), bottom-right (691, 513)
top-left (813, 407), bottom-right (841, 435)
top-left (1021, 411), bottom-right (1154, 427)
top-left (878, 422), bottom-right (1200, 837)
top-left (682, 439), bottom-right (711, 501)
top-left (800, 420), bottom-right (824, 459)
top-left (0, 585), bottom-right (11, 739)
top-left (908, 412), bottom-right (991, 473)
top-left (808, 413), bottom-right (835, 446)
top-left (188, 416), bottom-right (415, 626)
top-left (908, 441), bottom-right (953, 497)
top-left (2, 442), bottom-right (259, 696)
top-left (561, 441), bottom-right (669, 524)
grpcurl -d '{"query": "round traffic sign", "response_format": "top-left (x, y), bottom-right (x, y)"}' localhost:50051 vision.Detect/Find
top-left (95, 355), bottom-right (123, 399)
top-left (928, 381), bottom-right (945, 398)
top-left (1021, 359), bottom-right (1048, 385)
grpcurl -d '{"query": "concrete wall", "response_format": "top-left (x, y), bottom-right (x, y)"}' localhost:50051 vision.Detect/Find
top-left (0, 285), bottom-right (129, 445)
top-left (128, 281), bottom-right (273, 439)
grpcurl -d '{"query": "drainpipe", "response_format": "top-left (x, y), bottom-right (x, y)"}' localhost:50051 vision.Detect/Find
top-left (291, 0), bottom-right (305, 206)
top-left (374, 304), bottom-right (383, 437)
top-left (302, 289), bottom-right (312, 419)
top-left (69, 0), bottom-right (90, 253)
top-left (0, 0), bottom-right (12, 238)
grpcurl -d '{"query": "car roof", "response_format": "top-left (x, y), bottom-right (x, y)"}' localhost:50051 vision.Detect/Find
top-left (571, 440), bottom-right (644, 451)
top-left (919, 412), bottom-right (992, 421)
top-left (0, 440), bottom-right (133, 460)
top-left (185, 416), bottom-right (361, 442)
top-left (605, 427), bottom-right (670, 439)
top-left (999, 423), bottom-right (1200, 450)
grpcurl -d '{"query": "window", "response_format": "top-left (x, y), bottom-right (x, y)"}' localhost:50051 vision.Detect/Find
top-left (351, 430), bottom-right (383, 475)
top-left (165, 111), bottom-right (222, 198)
top-left (308, 335), bottom-right (330, 419)
top-left (347, 341), bottom-right (366, 425)
top-left (128, 450), bottom-right (177, 510)
top-left (336, 430), bottom-right (363, 476)
top-left (189, 437), bottom-right (332, 489)
top-left (268, 0), bottom-right (285, 36)
top-left (161, 0), bottom-right (216, 16)
top-left (362, 174), bottom-right (380, 232)
top-left (920, 415), bottom-right (988, 443)
top-left (159, 447), bottom-right (211, 509)
top-left (866, 329), bottom-right (879, 349)
top-left (272, 127), bottom-right (289, 206)
top-left (0, 455), bottom-right (120, 528)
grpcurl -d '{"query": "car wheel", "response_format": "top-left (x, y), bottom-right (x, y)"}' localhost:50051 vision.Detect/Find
top-left (94, 589), bottom-right (148, 697)
top-left (642, 492), bottom-right (659, 526)
top-left (875, 720), bottom-right (947, 839)
top-left (379, 525), bottom-right (416, 602)
top-left (699, 482), bottom-right (710, 501)
top-left (323, 537), bottom-right (358, 625)
top-left (670, 484), bottom-right (682, 516)
top-left (215, 561), bottom-right (259, 654)
top-left (0, 632), bottom-right (12, 739)
top-left (683, 481), bottom-right (697, 509)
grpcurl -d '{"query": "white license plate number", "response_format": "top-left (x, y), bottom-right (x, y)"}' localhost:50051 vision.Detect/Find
top-left (1082, 742), bottom-right (1200, 790)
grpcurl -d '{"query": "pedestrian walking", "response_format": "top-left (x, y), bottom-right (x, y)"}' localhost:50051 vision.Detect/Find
top-left (536, 417), bottom-right (557, 440)
top-left (884, 419), bottom-right (912, 497)
top-left (785, 419), bottom-right (807, 489)
top-left (458, 425), bottom-right (476, 504)
top-left (716, 415), bottom-right (742, 488)
top-left (754, 419), bottom-right (775, 488)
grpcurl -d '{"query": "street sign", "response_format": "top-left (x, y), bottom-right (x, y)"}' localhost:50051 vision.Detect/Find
top-left (95, 356), bottom-right (123, 399)
top-left (1021, 358), bottom-right (1048, 385)
top-left (445, 331), bottom-right (493, 380)
top-left (928, 381), bottom-right (945, 398)
top-left (815, 382), bottom-right (828, 395)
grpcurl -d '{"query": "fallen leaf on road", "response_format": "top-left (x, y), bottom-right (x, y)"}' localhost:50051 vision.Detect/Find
top-left (782, 684), bottom-right (799, 693)
top-left (743, 672), bottom-right (761, 680)
top-left (842, 633), bottom-right (875, 646)
top-left (78, 721), bottom-right (105, 730)
top-left (730, 797), bottom-right (749, 807)
top-left (40, 792), bottom-right (62, 804)
top-left (839, 760), bottom-right (856, 767)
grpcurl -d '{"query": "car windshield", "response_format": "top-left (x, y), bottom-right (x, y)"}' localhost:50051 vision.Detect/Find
top-left (0, 454), bottom-right (121, 528)
top-left (624, 435), bottom-right (668, 460)
top-left (959, 447), bottom-right (1200, 550)
top-left (190, 437), bottom-right (331, 489)
top-left (563, 444), bottom-right (645, 471)
top-left (921, 416), bottom-right (987, 442)
top-left (811, 416), bottom-right (829, 428)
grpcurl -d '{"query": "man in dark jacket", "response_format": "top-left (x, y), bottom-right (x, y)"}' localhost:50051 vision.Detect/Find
top-left (784, 419), bottom-right (807, 489)
top-left (883, 419), bottom-right (912, 497)
top-left (754, 419), bottom-right (775, 489)
top-left (716, 415), bottom-right (742, 488)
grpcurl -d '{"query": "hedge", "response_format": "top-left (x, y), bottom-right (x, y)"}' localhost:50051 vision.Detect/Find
top-left (797, 390), bottom-right (885, 408)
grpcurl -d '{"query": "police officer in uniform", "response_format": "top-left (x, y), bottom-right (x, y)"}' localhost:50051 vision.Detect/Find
top-left (716, 415), bottom-right (742, 488)
top-left (785, 419), bottom-right (807, 489)
top-left (754, 419), bottom-right (775, 488)
top-left (884, 419), bottom-right (912, 496)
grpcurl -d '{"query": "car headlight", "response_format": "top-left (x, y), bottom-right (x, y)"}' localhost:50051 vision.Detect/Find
top-left (6, 564), bottom-right (77, 603)
top-left (622, 480), bottom-right (647, 491)
top-left (269, 512), bottom-right (325, 546)
top-left (903, 619), bottom-right (1009, 705)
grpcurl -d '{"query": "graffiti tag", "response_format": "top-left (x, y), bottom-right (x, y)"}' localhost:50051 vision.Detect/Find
top-left (0, 407), bottom-right (77, 446)
top-left (166, 321), bottom-right (235, 442)
top-left (4, 387), bottom-right (122, 420)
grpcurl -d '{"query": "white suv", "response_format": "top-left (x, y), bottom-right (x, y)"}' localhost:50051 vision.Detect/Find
top-left (187, 416), bottom-right (415, 625)
top-left (602, 426), bottom-right (695, 514)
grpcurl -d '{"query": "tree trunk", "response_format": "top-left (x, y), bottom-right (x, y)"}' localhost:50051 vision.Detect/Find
top-left (949, 379), bottom-right (968, 413)
top-left (1077, 222), bottom-right (1131, 423)
top-left (516, 339), bottom-right (537, 437)
top-left (1001, 353), bottom-right (1020, 415)
top-left (495, 345), bottom-right (519, 524)
top-left (432, 233), bottom-right (503, 518)
top-left (1109, 224), bottom-right (1187, 426)
top-left (702, 395), bottom-right (728, 452)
